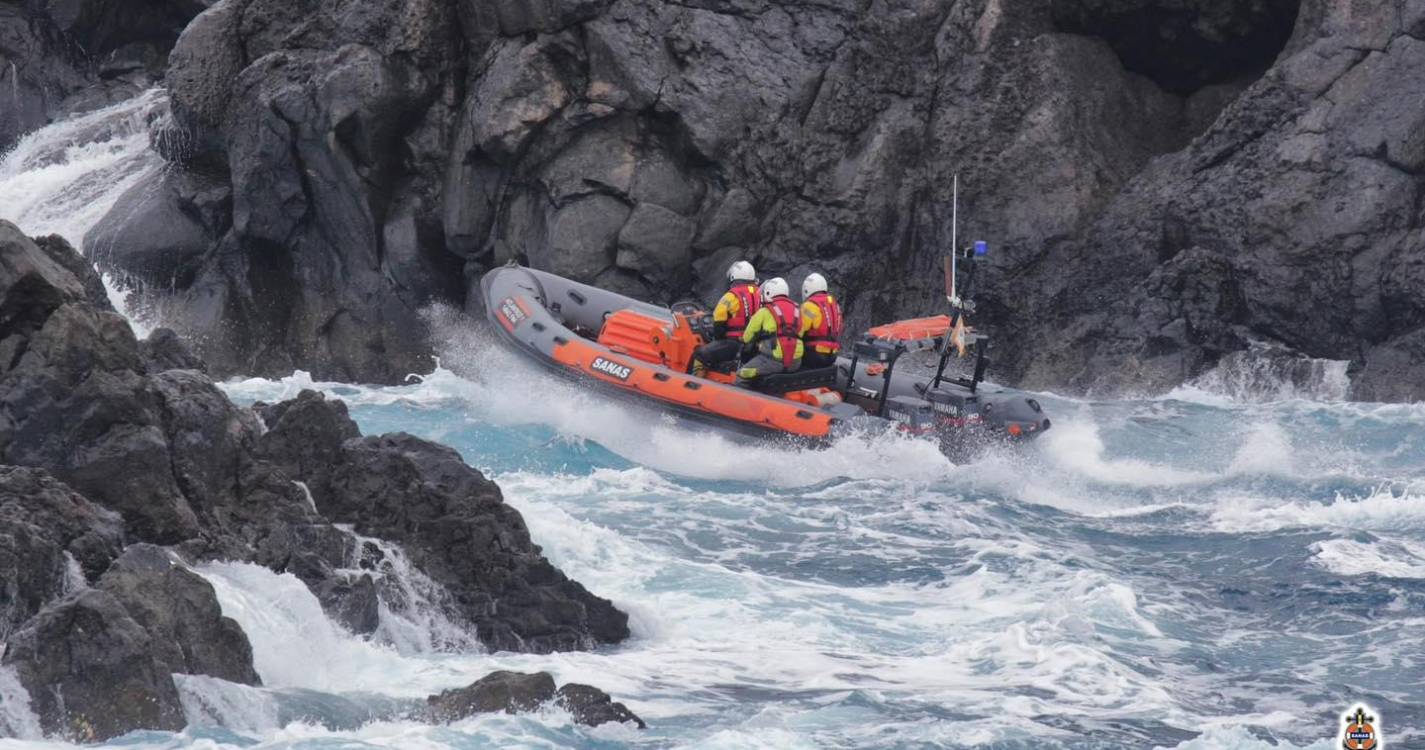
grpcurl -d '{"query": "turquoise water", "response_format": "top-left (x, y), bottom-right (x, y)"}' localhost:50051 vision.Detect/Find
top-left (0, 329), bottom-right (1421, 750)
top-left (38, 328), bottom-right (1398, 750)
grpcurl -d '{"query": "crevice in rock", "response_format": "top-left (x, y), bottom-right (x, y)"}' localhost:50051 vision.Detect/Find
top-left (1051, 0), bottom-right (1302, 95)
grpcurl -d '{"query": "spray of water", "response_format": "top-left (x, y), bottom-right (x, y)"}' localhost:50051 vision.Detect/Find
top-left (333, 528), bottom-right (484, 655)
top-left (1179, 342), bottom-right (1350, 403)
top-left (0, 88), bottom-right (168, 336)
top-left (0, 665), bottom-right (42, 741)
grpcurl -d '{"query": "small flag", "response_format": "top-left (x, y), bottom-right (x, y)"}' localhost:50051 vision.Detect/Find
top-left (951, 315), bottom-right (968, 357)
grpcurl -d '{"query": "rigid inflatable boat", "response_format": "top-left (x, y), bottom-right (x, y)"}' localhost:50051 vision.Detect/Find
top-left (480, 263), bottom-right (1050, 453)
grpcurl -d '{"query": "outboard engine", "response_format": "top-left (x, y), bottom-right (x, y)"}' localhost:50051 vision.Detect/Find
top-left (979, 396), bottom-right (1050, 439)
top-left (884, 396), bottom-right (939, 434)
top-left (924, 388), bottom-right (979, 423)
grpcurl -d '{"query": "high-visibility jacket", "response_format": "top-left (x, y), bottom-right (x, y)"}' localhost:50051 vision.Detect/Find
top-left (742, 296), bottom-right (803, 368)
top-left (713, 283), bottom-right (761, 338)
top-left (800, 292), bottom-right (843, 355)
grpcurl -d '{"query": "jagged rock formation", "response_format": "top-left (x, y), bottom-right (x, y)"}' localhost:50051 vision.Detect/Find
top-left (78, 0), bottom-right (1425, 397)
top-left (3, 543), bottom-right (258, 740)
top-left (0, 0), bottom-right (212, 151)
top-left (0, 220), bottom-right (631, 739)
top-left (253, 393), bottom-right (630, 651)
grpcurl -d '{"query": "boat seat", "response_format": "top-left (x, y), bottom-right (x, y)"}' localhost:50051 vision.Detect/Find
top-left (749, 366), bottom-right (839, 395)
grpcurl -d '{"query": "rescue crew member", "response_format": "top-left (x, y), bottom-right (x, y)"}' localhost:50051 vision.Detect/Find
top-left (799, 272), bottom-right (843, 370)
top-left (736, 277), bottom-right (803, 387)
top-left (692, 261), bottom-right (760, 375)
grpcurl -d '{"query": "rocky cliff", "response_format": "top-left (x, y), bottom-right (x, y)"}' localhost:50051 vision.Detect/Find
top-left (0, 0), bottom-right (211, 151)
top-left (0, 219), bottom-right (630, 739)
top-left (74, 0), bottom-right (1425, 399)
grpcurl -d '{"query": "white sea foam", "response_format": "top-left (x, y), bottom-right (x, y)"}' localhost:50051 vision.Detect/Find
top-left (1037, 417), bottom-right (1215, 487)
top-left (1210, 486), bottom-right (1425, 533)
top-left (0, 665), bottom-right (42, 740)
top-left (1312, 537), bottom-right (1425, 579)
top-left (334, 530), bottom-right (484, 655)
top-left (0, 88), bottom-right (167, 336)
top-left (222, 360), bottom-right (957, 488)
top-left (1156, 725), bottom-right (1334, 750)
top-left (174, 674), bottom-right (280, 734)
top-left (194, 561), bottom-right (429, 696)
top-left (1178, 342), bottom-right (1350, 404)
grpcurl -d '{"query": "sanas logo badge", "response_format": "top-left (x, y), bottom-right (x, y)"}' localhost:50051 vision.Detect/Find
top-left (590, 356), bottom-right (633, 381)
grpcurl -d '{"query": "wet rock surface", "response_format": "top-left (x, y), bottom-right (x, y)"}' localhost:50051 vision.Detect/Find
top-left (0, 466), bottom-right (124, 638)
top-left (256, 393), bottom-right (630, 653)
top-left (75, 0), bottom-right (1421, 400)
top-left (0, 222), bottom-right (633, 739)
top-left (2, 589), bottom-right (188, 741)
top-left (95, 544), bottom-right (260, 685)
top-left (0, 0), bottom-right (210, 152)
top-left (556, 682), bottom-right (648, 729)
top-left (426, 671), bottom-right (645, 729)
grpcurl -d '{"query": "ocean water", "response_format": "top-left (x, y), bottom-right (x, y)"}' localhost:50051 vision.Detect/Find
top-left (2, 91), bottom-right (1422, 750)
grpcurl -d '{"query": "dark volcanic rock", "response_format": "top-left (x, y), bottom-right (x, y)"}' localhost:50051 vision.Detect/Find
top-left (424, 672), bottom-right (645, 728)
top-left (0, 467), bottom-right (124, 639)
top-left (1, 209), bottom-right (631, 739)
top-left (1051, 0), bottom-right (1302, 93)
top-left (0, 220), bottom-right (200, 544)
top-left (140, 327), bottom-right (207, 372)
top-left (0, 0), bottom-right (209, 151)
top-left (1, 589), bottom-right (186, 742)
top-left (84, 171), bottom-right (213, 287)
top-left (556, 682), bottom-right (646, 729)
top-left (426, 671), bottom-right (557, 722)
top-left (96, 544), bottom-right (261, 685)
top-left (103, 0), bottom-right (1423, 399)
top-left (257, 391), bottom-right (630, 652)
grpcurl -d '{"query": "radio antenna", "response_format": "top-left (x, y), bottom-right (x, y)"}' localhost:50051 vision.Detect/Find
top-left (950, 173), bottom-right (959, 305)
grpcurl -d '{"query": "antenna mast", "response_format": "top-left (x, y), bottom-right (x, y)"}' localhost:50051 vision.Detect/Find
top-left (950, 173), bottom-right (959, 305)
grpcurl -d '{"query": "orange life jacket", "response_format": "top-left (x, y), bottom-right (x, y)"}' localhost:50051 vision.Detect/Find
top-left (765, 297), bottom-right (802, 368)
top-left (804, 292), bottom-right (843, 353)
top-left (725, 283), bottom-right (761, 337)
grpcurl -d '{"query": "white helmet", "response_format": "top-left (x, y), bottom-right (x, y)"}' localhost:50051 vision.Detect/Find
top-left (761, 277), bottom-right (790, 302)
top-left (727, 260), bottom-right (756, 284)
top-left (801, 272), bottom-right (827, 298)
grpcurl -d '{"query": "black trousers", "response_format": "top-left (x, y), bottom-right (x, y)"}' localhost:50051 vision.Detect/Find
top-left (694, 339), bottom-right (745, 372)
top-left (802, 349), bottom-right (839, 370)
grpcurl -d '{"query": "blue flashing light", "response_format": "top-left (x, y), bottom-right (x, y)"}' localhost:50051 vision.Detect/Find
top-left (974, 240), bottom-right (988, 257)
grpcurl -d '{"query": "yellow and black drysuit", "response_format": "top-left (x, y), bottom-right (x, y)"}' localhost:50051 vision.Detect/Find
top-left (735, 296), bottom-right (804, 387)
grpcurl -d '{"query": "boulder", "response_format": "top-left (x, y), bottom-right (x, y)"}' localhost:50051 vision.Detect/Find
top-left (165, 0), bottom-right (245, 149)
top-left (254, 390), bottom-right (629, 653)
top-left (424, 672), bottom-right (645, 729)
top-left (254, 389), bottom-right (362, 488)
top-left (0, 221), bottom-right (200, 544)
top-left (0, 467), bottom-right (124, 638)
top-left (330, 432), bottom-right (630, 652)
top-left (84, 171), bottom-right (213, 287)
top-left (555, 683), bottom-right (646, 729)
top-left (140, 327), bottom-right (207, 373)
top-left (426, 671), bottom-right (556, 722)
top-left (1, 589), bottom-right (186, 741)
top-left (96, 544), bottom-right (260, 685)
top-left (149, 369), bottom-right (260, 518)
